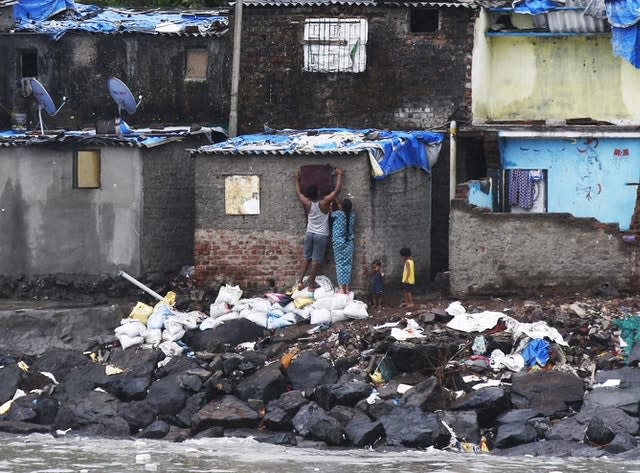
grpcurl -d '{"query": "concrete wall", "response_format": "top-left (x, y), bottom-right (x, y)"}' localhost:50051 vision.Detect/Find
top-left (0, 32), bottom-right (230, 129)
top-left (0, 146), bottom-right (143, 277)
top-left (500, 137), bottom-right (640, 230)
top-left (193, 153), bottom-right (432, 292)
top-left (472, 9), bottom-right (640, 124)
top-left (238, 5), bottom-right (474, 133)
top-left (449, 200), bottom-right (635, 297)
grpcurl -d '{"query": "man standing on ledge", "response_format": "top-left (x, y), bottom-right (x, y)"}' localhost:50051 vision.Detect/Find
top-left (294, 166), bottom-right (344, 290)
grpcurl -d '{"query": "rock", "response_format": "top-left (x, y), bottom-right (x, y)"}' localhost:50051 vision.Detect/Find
top-left (576, 406), bottom-right (639, 436)
top-left (182, 319), bottom-right (267, 352)
top-left (118, 400), bottom-right (157, 433)
top-left (101, 348), bottom-right (162, 401)
top-left (344, 418), bottom-right (385, 447)
top-left (191, 395), bottom-right (260, 435)
top-left (5, 394), bottom-right (40, 422)
top-left (378, 407), bottom-right (450, 449)
top-left (175, 392), bottom-right (208, 428)
top-left (585, 416), bottom-right (615, 445)
top-left (387, 342), bottom-right (457, 374)
top-left (234, 362), bottom-right (286, 403)
top-left (527, 416), bottom-right (552, 438)
top-left (313, 382), bottom-right (373, 410)
top-left (400, 376), bottom-right (450, 411)
top-left (511, 371), bottom-right (584, 416)
top-left (52, 363), bottom-right (110, 403)
top-left (255, 431), bottom-right (298, 446)
top-left (292, 402), bottom-right (344, 446)
top-left (264, 391), bottom-right (309, 431)
top-left (595, 367), bottom-right (640, 389)
top-left (146, 375), bottom-right (189, 417)
top-left (545, 417), bottom-right (585, 442)
top-left (439, 411), bottom-right (480, 444)
top-left (139, 420), bottom-right (171, 439)
top-left (359, 398), bottom-right (396, 420)
top-left (328, 405), bottom-right (371, 427)
top-left (0, 364), bottom-right (21, 404)
top-left (55, 390), bottom-right (130, 437)
top-left (494, 439), bottom-right (606, 458)
top-left (334, 354), bottom-right (360, 375)
top-left (0, 420), bottom-right (52, 434)
top-left (193, 426), bottom-right (225, 438)
top-left (582, 387), bottom-right (640, 416)
top-left (494, 422), bottom-right (538, 448)
top-left (607, 432), bottom-right (637, 454)
top-left (287, 352), bottom-right (338, 392)
top-left (449, 386), bottom-right (510, 427)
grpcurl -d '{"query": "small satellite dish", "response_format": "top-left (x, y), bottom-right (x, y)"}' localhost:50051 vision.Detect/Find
top-left (30, 78), bottom-right (66, 134)
top-left (107, 77), bottom-right (142, 118)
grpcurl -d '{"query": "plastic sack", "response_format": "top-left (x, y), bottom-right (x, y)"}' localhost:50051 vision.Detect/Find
top-left (163, 291), bottom-right (176, 307)
top-left (217, 312), bottom-right (241, 322)
top-left (294, 297), bottom-right (314, 309)
top-left (128, 302), bottom-right (154, 324)
top-left (200, 316), bottom-right (224, 331)
top-left (214, 284), bottom-right (243, 306)
top-left (314, 286), bottom-right (334, 300)
top-left (118, 334), bottom-right (144, 350)
top-left (331, 310), bottom-right (348, 323)
top-left (310, 308), bottom-right (332, 325)
top-left (162, 319), bottom-right (186, 342)
top-left (241, 309), bottom-right (268, 328)
top-left (343, 300), bottom-right (369, 319)
top-left (292, 289), bottom-right (315, 300)
top-left (144, 328), bottom-right (162, 345)
top-left (159, 341), bottom-right (183, 357)
top-left (209, 302), bottom-right (231, 318)
top-left (115, 320), bottom-right (147, 338)
top-left (171, 312), bottom-right (200, 330)
top-left (267, 310), bottom-right (295, 329)
top-left (313, 294), bottom-right (351, 311)
top-left (147, 303), bottom-right (174, 330)
top-left (293, 306), bottom-right (312, 320)
top-left (283, 301), bottom-right (296, 312)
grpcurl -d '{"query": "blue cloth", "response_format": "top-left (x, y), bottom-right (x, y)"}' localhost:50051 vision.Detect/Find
top-left (605, 0), bottom-right (640, 68)
top-left (331, 209), bottom-right (355, 286)
top-left (14, 0), bottom-right (75, 21)
top-left (521, 338), bottom-right (549, 368)
top-left (606, 0), bottom-right (640, 28)
top-left (371, 270), bottom-right (383, 295)
top-left (512, 0), bottom-right (560, 15)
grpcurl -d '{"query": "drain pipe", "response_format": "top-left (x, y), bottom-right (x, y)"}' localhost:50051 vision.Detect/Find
top-left (117, 270), bottom-right (164, 301)
top-left (449, 120), bottom-right (457, 201)
top-left (228, 0), bottom-right (243, 137)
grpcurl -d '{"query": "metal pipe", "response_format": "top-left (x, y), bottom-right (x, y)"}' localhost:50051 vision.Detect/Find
top-left (449, 120), bottom-right (457, 201)
top-left (117, 270), bottom-right (164, 301)
top-left (228, 0), bottom-right (243, 138)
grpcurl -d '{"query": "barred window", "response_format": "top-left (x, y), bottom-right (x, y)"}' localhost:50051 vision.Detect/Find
top-left (303, 18), bottom-right (368, 73)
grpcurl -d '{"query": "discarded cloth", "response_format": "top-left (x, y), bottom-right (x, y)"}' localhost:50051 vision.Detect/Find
top-left (521, 338), bottom-right (550, 368)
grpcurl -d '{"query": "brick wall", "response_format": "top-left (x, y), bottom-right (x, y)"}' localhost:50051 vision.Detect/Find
top-left (449, 199), bottom-right (636, 297)
top-left (238, 5), bottom-right (474, 133)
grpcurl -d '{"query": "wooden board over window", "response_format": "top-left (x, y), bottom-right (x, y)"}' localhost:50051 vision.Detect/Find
top-left (186, 49), bottom-right (208, 80)
top-left (74, 150), bottom-right (101, 188)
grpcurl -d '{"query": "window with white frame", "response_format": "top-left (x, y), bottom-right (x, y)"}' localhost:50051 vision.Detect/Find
top-left (303, 18), bottom-right (368, 73)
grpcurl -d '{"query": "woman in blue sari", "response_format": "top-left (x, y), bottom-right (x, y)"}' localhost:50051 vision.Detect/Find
top-left (331, 198), bottom-right (355, 294)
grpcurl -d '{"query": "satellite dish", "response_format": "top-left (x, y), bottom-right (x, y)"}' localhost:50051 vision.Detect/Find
top-left (29, 78), bottom-right (66, 134)
top-left (107, 77), bottom-right (142, 118)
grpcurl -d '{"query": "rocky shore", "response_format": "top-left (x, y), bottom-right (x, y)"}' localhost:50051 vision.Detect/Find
top-left (2, 285), bottom-right (640, 458)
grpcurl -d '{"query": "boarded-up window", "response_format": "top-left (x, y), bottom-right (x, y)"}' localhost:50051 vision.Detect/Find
top-left (74, 150), bottom-right (101, 189)
top-left (21, 49), bottom-right (38, 77)
top-left (186, 49), bottom-right (208, 80)
top-left (410, 9), bottom-right (439, 33)
top-left (303, 18), bottom-right (368, 73)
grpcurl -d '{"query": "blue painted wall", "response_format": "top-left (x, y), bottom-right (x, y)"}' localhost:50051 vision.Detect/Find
top-left (467, 180), bottom-right (494, 210)
top-left (499, 137), bottom-right (640, 230)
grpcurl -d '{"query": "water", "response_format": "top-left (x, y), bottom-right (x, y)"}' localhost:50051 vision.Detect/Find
top-left (0, 435), bottom-right (638, 473)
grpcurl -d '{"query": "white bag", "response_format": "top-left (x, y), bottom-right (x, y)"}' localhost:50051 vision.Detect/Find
top-left (200, 316), bottom-right (224, 331)
top-left (209, 302), bottom-right (231, 318)
top-left (115, 320), bottom-right (147, 338)
top-left (241, 309), bottom-right (268, 328)
top-left (118, 334), bottom-right (144, 350)
top-left (144, 328), bottom-right (162, 345)
top-left (214, 284), bottom-right (243, 306)
top-left (310, 308), bottom-right (332, 325)
top-left (344, 300), bottom-right (369, 319)
top-left (331, 310), bottom-right (348, 323)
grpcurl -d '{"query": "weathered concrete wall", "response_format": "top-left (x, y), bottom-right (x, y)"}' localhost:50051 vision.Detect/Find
top-left (193, 153), bottom-right (432, 292)
top-left (449, 200), bottom-right (634, 297)
top-left (0, 31), bottom-right (230, 129)
top-left (0, 146), bottom-right (143, 277)
top-left (238, 5), bottom-right (474, 133)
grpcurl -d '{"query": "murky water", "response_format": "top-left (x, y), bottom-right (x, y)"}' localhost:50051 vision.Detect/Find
top-left (0, 435), bottom-right (639, 473)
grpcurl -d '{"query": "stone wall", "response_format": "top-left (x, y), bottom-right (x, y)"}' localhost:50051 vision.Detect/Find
top-left (193, 152), bottom-right (432, 293)
top-left (238, 5), bottom-right (474, 133)
top-left (449, 200), bottom-right (636, 297)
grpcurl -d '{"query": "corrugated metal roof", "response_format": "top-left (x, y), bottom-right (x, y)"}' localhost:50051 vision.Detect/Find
top-left (240, 0), bottom-right (477, 7)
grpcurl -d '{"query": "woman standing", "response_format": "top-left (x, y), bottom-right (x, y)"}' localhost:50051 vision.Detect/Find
top-left (331, 197), bottom-right (355, 294)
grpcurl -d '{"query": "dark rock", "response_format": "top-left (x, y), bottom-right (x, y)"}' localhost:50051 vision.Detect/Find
top-left (32, 349), bottom-right (91, 383)
top-left (264, 391), bottom-right (309, 431)
top-left (495, 439), bottom-right (607, 458)
top-left (607, 432), bottom-right (637, 454)
top-left (270, 324), bottom-right (312, 343)
top-left (175, 392), bottom-right (208, 428)
top-left (345, 419), bottom-right (385, 447)
top-left (5, 394), bottom-right (43, 423)
top-left (328, 405), bottom-right (371, 427)
top-left (118, 400), bottom-right (157, 433)
top-left (146, 375), bottom-right (188, 417)
top-left (494, 422), bottom-right (538, 448)
top-left (139, 420), bottom-right (171, 439)
top-left (439, 411), bottom-right (480, 444)
top-left (582, 387), bottom-right (640, 416)
top-left (359, 399), bottom-right (396, 420)
top-left (585, 416), bottom-right (615, 445)
top-left (191, 395), bottom-right (260, 435)
top-left (527, 416), bottom-right (552, 438)
top-left (378, 407), bottom-right (451, 449)
top-left (595, 367), bottom-right (640, 389)
top-left (400, 376), bottom-right (450, 411)
top-left (449, 386), bottom-right (510, 427)
top-left (183, 319), bottom-right (267, 352)
top-left (234, 362), bottom-right (286, 403)
top-left (387, 342), bottom-right (455, 374)
top-left (52, 363), bottom-right (110, 403)
top-left (287, 352), bottom-right (338, 392)
top-left (577, 406), bottom-right (639, 436)
top-left (156, 355), bottom-right (201, 378)
top-left (313, 382), bottom-right (373, 410)
top-left (511, 371), bottom-right (584, 417)
top-left (19, 369), bottom-right (54, 393)
top-left (178, 373), bottom-right (204, 393)
top-left (545, 417), bottom-right (585, 442)
top-left (292, 402), bottom-right (344, 446)
top-left (255, 431), bottom-right (298, 446)
top-left (55, 391), bottom-right (130, 437)
top-left (496, 408), bottom-right (542, 425)
top-left (193, 426), bottom-right (225, 438)
top-left (0, 364), bottom-right (21, 404)
top-left (165, 425), bottom-right (191, 443)
top-left (222, 354), bottom-right (244, 376)
top-left (334, 354), bottom-right (360, 375)
top-left (0, 420), bottom-right (52, 434)
top-left (204, 375), bottom-right (234, 397)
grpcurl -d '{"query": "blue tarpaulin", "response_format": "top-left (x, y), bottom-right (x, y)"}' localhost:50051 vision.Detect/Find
top-left (512, 0), bottom-right (560, 15)
top-left (14, 0), bottom-right (75, 21)
top-left (196, 128), bottom-right (444, 179)
top-left (606, 0), bottom-right (640, 68)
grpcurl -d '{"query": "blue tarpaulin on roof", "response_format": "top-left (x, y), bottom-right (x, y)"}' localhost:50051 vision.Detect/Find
top-left (197, 128), bottom-right (443, 179)
top-left (606, 0), bottom-right (640, 68)
top-left (14, 0), bottom-right (75, 21)
top-left (512, 0), bottom-right (560, 15)
top-left (13, 1), bottom-right (228, 40)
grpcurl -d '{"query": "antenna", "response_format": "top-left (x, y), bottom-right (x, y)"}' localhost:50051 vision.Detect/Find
top-left (107, 77), bottom-right (142, 119)
top-left (29, 79), bottom-right (66, 135)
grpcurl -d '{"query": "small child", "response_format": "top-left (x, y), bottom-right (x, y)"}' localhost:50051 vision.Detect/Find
top-left (400, 247), bottom-right (415, 308)
top-left (371, 260), bottom-right (384, 310)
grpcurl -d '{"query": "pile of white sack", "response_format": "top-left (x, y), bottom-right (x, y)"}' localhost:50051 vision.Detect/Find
top-left (114, 276), bottom-right (369, 356)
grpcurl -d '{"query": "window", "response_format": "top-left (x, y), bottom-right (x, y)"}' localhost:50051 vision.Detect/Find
top-left (410, 9), bottom-right (439, 33)
top-left (74, 150), bottom-right (101, 189)
top-left (186, 49), bottom-right (208, 80)
top-left (303, 18), bottom-right (368, 73)
top-left (20, 49), bottom-right (38, 77)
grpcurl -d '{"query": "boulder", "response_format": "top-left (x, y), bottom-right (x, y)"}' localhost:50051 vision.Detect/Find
top-left (118, 400), bottom-right (157, 433)
top-left (182, 319), bottom-right (267, 352)
top-left (585, 416), bottom-right (615, 445)
top-left (344, 419), bottom-right (385, 447)
top-left (292, 402), bottom-right (344, 446)
top-left (4, 393), bottom-right (57, 423)
top-left (0, 420), bottom-right (52, 434)
top-left (191, 395), bottom-right (260, 435)
top-left (595, 366), bottom-right (640, 389)
top-left (146, 374), bottom-right (189, 417)
top-left (193, 426), bottom-right (225, 438)
top-left (31, 348), bottom-right (93, 384)
top-left (52, 363), bottom-right (111, 403)
top-left (234, 362), bottom-right (287, 403)
top-left (439, 411), bottom-right (481, 444)
top-left (387, 342), bottom-right (457, 374)
top-left (0, 364), bottom-right (22, 404)
top-left (139, 420), bottom-right (171, 439)
top-left (496, 408), bottom-right (542, 425)
top-left (494, 422), bottom-right (538, 449)
top-left (545, 417), bottom-right (585, 442)
top-left (328, 405), bottom-right (371, 427)
top-left (607, 432), bottom-right (637, 454)
top-left (175, 392), bottom-right (208, 428)
top-left (287, 352), bottom-right (338, 392)
top-left (400, 376), bottom-right (450, 411)
top-left (449, 386), bottom-right (510, 427)
top-left (100, 348), bottom-right (162, 401)
top-left (378, 407), bottom-right (451, 449)
top-left (255, 431), bottom-right (298, 446)
top-left (54, 390), bottom-right (130, 437)
top-left (577, 406), bottom-right (639, 436)
top-left (313, 382), bottom-right (373, 410)
top-left (178, 373), bottom-right (204, 393)
top-left (494, 439), bottom-right (606, 458)
top-left (511, 371), bottom-right (584, 417)
top-left (264, 391), bottom-right (309, 431)
top-left (582, 387), bottom-right (640, 416)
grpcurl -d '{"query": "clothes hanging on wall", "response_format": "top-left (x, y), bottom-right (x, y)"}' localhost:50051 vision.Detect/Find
top-left (508, 169), bottom-right (536, 209)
